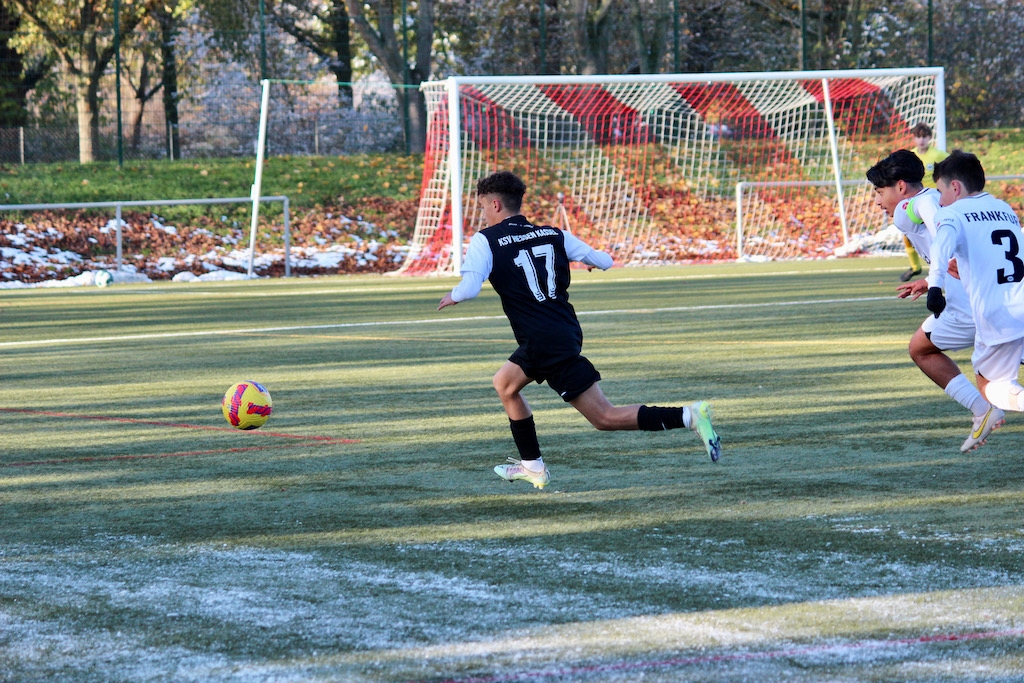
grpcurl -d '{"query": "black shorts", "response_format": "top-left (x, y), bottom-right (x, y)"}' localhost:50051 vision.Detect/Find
top-left (509, 349), bottom-right (601, 402)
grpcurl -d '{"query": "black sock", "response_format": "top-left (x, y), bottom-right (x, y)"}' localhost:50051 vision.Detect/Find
top-left (509, 415), bottom-right (542, 460)
top-left (637, 405), bottom-right (685, 431)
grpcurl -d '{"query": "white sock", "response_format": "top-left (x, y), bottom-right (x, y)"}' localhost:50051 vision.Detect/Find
top-left (944, 374), bottom-right (990, 416)
top-left (521, 457), bottom-right (545, 473)
top-left (682, 407), bottom-right (692, 430)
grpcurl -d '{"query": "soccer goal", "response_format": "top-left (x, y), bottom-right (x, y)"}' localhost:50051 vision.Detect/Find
top-left (401, 68), bottom-right (944, 275)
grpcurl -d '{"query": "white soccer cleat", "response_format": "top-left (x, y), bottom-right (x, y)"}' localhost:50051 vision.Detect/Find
top-left (961, 405), bottom-right (1005, 452)
top-left (494, 457), bottom-right (550, 489)
top-left (690, 401), bottom-right (721, 462)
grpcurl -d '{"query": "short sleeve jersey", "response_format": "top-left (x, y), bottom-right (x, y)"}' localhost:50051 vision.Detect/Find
top-left (933, 193), bottom-right (1024, 344)
top-left (480, 216), bottom-right (583, 362)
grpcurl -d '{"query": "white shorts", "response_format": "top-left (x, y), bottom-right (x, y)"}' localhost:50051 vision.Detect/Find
top-left (921, 313), bottom-right (976, 351)
top-left (972, 336), bottom-right (1024, 383)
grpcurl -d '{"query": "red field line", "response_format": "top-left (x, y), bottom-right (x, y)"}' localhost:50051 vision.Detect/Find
top-left (416, 627), bottom-right (1024, 683)
top-left (0, 407), bottom-right (358, 443)
top-left (0, 443), bottom-right (302, 468)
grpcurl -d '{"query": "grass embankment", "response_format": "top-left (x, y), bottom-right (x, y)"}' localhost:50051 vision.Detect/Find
top-left (1, 128), bottom-right (1023, 223)
top-left (0, 152), bottom-right (423, 229)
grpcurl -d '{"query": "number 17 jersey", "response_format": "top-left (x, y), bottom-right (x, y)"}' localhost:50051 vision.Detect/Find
top-left (932, 192), bottom-right (1024, 345)
top-left (469, 216), bottom-right (612, 364)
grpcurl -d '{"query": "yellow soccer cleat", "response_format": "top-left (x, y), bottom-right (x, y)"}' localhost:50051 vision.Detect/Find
top-left (961, 405), bottom-right (1005, 452)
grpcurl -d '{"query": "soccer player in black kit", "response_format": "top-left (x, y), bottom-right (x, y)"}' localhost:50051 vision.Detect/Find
top-left (438, 171), bottom-right (721, 489)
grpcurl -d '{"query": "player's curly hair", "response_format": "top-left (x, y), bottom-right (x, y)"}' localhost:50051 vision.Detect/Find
top-left (933, 149), bottom-right (986, 193)
top-left (476, 171), bottom-right (527, 213)
top-left (866, 149), bottom-right (925, 188)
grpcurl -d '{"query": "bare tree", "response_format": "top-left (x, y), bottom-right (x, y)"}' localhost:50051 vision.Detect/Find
top-left (154, 2), bottom-right (183, 158)
top-left (9, 0), bottom-right (163, 162)
top-left (937, 0), bottom-right (1024, 129)
top-left (0, 1), bottom-right (54, 127)
top-left (272, 0), bottom-right (354, 103)
top-left (346, 0), bottom-right (432, 151)
top-left (124, 38), bottom-right (160, 151)
top-left (627, 0), bottom-right (669, 73)
top-left (119, 4), bottom-right (178, 157)
top-left (573, 0), bottom-right (614, 74)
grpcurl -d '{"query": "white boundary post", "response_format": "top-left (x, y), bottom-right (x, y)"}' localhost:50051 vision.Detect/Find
top-left (115, 203), bottom-right (123, 271)
top-left (821, 78), bottom-right (850, 245)
top-left (934, 70), bottom-right (947, 151)
top-left (446, 77), bottom-right (464, 275)
top-left (249, 79), bottom-right (272, 277)
top-left (282, 195), bottom-right (291, 277)
top-left (735, 182), bottom-right (745, 260)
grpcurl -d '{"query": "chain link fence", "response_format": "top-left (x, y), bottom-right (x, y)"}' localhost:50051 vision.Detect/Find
top-left (0, 81), bottom-right (406, 164)
top-left (0, 15), bottom-right (408, 166)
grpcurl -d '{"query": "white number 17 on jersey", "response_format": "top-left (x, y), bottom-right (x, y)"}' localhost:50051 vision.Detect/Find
top-left (513, 244), bottom-right (557, 302)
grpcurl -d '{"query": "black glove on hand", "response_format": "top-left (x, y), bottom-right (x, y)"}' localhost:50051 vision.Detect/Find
top-left (926, 287), bottom-right (946, 318)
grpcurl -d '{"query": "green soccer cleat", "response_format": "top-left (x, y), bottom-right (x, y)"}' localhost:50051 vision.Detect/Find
top-left (494, 457), bottom-right (550, 489)
top-left (961, 405), bottom-right (1005, 453)
top-left (690, 401), bottom-right (721, 462)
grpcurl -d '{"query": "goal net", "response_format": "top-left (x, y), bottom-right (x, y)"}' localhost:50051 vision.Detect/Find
top-left (401, 68), bottom-right (944, 275)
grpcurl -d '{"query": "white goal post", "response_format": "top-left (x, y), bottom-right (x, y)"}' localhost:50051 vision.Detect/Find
top-left (401, 68), bottom-right (945, 275)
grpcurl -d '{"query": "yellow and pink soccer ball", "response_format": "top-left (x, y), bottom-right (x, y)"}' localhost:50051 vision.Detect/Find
top-left (222, 380), bottom-right (273, 430)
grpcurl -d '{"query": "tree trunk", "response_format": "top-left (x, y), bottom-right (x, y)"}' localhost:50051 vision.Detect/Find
top-left (345, 0), bottom-right (433, 152)
top-left (157, 3), bottom-right (181, 159)
top-left (75, 73), bottom-right (95, 164)
top-left (574, 0), bottom-right (614, 75)
top-left (130, 59), bottom-right (150, 151)
top-left (0, 2), bottom-right (28, 126)
top-left (73, 24), bottom-right (103, 163)
top-left (327, 0), bottom-right (353, 103)
top-left (404, 86), bottom-right (426, 153)
top-left (628, 0), bottom-right (668, 73)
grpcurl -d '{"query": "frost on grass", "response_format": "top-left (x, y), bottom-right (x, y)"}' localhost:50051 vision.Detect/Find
top-left (0, 531), bottom-right (1022, 681)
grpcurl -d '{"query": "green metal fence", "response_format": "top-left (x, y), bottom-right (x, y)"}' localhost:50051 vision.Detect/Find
top-left (0, 22), bottom-right (407, 164)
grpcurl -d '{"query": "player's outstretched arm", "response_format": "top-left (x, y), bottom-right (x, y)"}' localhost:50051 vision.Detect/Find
top-left (438, 292), bottom-right (458, 310)
top-left (563, 232), bottom-right (613, 270)
top-left (438, 233), bottom-right (491, 311)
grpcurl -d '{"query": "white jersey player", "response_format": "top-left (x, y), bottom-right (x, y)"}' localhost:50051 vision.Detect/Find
top-left (866, 150), bottom-right (1000, 452)
top-left (894, 188), bottom-right (975, 346)
top-left (928, 150), bottom-right (1024, 422)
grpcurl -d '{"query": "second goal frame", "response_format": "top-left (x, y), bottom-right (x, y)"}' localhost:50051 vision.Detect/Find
top-left (407, 67), bottom-right (945, 274)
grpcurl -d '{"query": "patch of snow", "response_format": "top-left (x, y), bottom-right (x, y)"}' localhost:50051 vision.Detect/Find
top-left (1, 532), bottom-right (1022, 681)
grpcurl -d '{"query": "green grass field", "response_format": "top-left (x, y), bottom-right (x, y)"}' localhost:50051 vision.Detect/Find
top-left (2, 258), bottom-right (1023, 682)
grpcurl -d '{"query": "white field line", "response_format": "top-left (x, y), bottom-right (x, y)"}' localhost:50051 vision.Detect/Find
top-left (110, 265), bottom-right (906, 297)
top-left (0, 296), bottom-right (889, 349)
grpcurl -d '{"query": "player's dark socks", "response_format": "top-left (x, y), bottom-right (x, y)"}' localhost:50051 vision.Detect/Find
top-left (509, 415), bottom-right (542, 460)
top-left (638, 405), bottom-right (685, 431)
